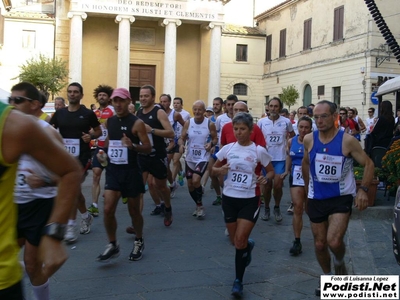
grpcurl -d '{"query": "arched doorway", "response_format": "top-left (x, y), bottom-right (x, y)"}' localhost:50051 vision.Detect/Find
top-left (303, 84), bottom-right (312, 106)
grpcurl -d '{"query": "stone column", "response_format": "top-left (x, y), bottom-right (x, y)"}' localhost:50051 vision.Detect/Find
top-left (161, 19), bottom-right (181, 98)
top-left (115, 15), bottom-right (135, 88)
top-left (207, 22), bottom-right (223, 106)
top-left (67, 12), bottom-right (87, 83)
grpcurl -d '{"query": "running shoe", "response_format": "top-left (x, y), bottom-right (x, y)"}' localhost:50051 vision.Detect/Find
top-left (212, 196), bottom-right (222, 206)
top-left (129, 239), bottom-right (144, 261)
top-left (164, 210), bottom-right (173, 227)
top-left (196, 206), bottom-right (205, 219)
top-left (126, 226), bottom-right (136, 235)
top-left (80, 214), bottom-right (93, 234)
top-left (231, 279), bottom-right (243, 298)
top-left (287, 202), bottom-right (294, 214)
top-left (150, 205), bottom-right (162, 215)
top-left (334, 262), bottom-right (348, 275)
top-left (64, 224), bottom-right (77, 244)
top-left (97, 243), bottom-right (120, 262)
top-left (144, 184), bottom-right (148, 191)
top-left (260, 208), bottom-right (270, 221)
top-left (170, 182), bottom-right (178, 198)
top-left (224, 228), bottom-right (229, 237)
top-left (274, 206), bottom-right (283, 223)
top-left (289, 240), bottom-right (302, 256)
top-left (192, 207), bottom-right (199, 216)
top-left (122, 197), bottom-right (128, 204)
top-left (87, 204), bottom-right (99, 217)
top-left (178, 172), bottom-right (185, 186)
top-left (246, 239), bottom-right (255, 267)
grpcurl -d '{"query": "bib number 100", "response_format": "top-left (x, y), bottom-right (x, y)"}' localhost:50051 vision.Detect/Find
top-left (318, 164), bottom-right (336, 175)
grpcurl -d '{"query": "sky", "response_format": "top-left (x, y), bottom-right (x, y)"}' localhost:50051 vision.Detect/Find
top-left (224, 0), bottom-right (285, 26)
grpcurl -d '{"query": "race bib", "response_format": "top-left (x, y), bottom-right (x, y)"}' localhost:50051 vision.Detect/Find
top-left (189, 143), bottom-right (205, 162)
top-left (108, 140), bottom-right (128, 164)
top-left (63, 138), bottom-right (80, 157)
top-left (268, 134), bottom-right (283, 145)
top-left (227, 170), bottom-right (253, 190)
top-left (292, 165), bottom-right (304, 186)
top-left (315, 153), bottom-right (343, 183)
top-left (15, 170), bottom-right (31, 194)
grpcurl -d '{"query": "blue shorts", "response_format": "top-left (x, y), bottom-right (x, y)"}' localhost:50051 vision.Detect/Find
top-left (211, 145), bottom-right (220, 161)
top-left (272, 161), bottom-right (285, 175)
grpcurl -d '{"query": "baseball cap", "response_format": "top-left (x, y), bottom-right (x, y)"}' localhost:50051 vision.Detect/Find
top-left (111, 88), bottom-right (131, 100)
top-left (206, 106), bottom-right (214, 112)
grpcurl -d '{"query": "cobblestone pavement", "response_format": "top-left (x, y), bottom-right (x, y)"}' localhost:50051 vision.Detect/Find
top-left (21, 172), bottom-right (398, 299)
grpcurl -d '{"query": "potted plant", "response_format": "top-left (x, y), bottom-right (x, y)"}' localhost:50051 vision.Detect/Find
top-left (353, 166), bottom-right (380, 206)
top-left (382, 139), bottom-right (400, 196)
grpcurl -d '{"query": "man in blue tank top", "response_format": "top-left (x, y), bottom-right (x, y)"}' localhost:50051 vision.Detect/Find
top-left (302, 100), bottom-right (374, 296)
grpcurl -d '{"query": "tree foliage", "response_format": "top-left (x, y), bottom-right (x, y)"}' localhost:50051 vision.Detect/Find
top-left (280, 85), bottom-right (299, 109)
top-left (14, 54), bottom-right (69, 99)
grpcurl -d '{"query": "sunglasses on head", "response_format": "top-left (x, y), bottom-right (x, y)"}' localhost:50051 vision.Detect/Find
top-left (8, 96), bottom-right (33, 104)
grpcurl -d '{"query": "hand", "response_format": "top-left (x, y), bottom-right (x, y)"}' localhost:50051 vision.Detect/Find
top-left (218, 164), bottom-right (230, 176)
top-left (204, 142), bottom-right (213, 152)
top-left (280, 171), bottom-right (288, 180)
top-left (354, 190), bottom-right (369, 211)
top-left (37, 236), bottom-right (68, 279)
top-left (26, 169), bottom-right (46, 188)
top-left (257, 175), bottom-right (268, 185)
top-left (121, 133), bottom-right (132, 148)
top-left (81, 132), bottom-right (91, 143)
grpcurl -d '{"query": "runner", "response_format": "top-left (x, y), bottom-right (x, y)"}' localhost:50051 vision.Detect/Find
top-left (96, 88), bottom-right (151, 262)
top-left (50, 82), bottom-right (101, 243)
top-left (178, 100), bottom-right (217, 218)
top-left (88, 85), bottom-right (115, 217)
top-left (213, 112), bottom-right (274, 298)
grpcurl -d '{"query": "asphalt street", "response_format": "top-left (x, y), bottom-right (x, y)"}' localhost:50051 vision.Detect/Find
top-left (21, 170), bottom-right (398, 300)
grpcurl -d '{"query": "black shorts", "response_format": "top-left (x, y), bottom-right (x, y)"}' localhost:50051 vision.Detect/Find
top-left (17, 198), bottom-right (54, 246)
top-left (222, 194), bottom-right (260, 223)
top-left (307, 194), bottom-right (353, 223)
top-left (91, 147), bottom-right (106, 169)
top-left (105, 165), bottom-right (145, 198)
top-left (137, 155), bottom-right (168, 180)
top-left (185, 161), bottom-right (208, 179)
top-left (167, 144), bottom-right (180, 154)
top-left (0, 281), bottom-right (23, 300)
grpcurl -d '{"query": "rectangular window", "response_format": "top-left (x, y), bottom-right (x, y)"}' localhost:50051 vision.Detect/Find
top-left (333, 87), bottom-right (341, 106)
top-left (236, 44), bottom-right (247, 62)
top-left (265, 96), bottom-right (270, 104)
top-left (266, 35), bottom-right (272, 62)
top-left (317, 85), bottom-right (325, 96)
top-left (279, 29), bottom-right (286, 58)
top-left (333, 6), bottom-right (344, 41)
top-left (22, 30), bottom-right (36, 49)
top-left (303, 18), bottom-right (312, 50)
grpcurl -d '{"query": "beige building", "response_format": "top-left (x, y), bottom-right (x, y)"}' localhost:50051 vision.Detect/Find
top-left (256, 0), bottom-right (400, 120)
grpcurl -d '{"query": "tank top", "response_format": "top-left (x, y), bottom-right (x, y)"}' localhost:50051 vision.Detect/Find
top-left (186, 117), bottom-right (211, 163)
top-left (289, 135), bottom-right (305, 186)
top-left (167, 109), bottom-right (179, 142)
top-left (107, 114), bottom-right (140, 169)
top-left (308, 130), bottom-right (356, 200)
top-left (136, 106), bottom-right (167, 158)
top-left (15, 120), bottom-right (57, 204)
top-left (0, 103), bottom-right (23, 289)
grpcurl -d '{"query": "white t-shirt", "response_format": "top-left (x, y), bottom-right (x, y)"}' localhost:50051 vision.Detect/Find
top-left (216, 142), bottom-right (272, 198)
top-left (257, 115), bottom-right (294, 161)
top-left (186, 118), bottom-right (211, 163)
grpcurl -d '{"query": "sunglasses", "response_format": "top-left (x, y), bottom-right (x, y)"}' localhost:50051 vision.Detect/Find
top-left (8, 96), bottom-right (33, 104)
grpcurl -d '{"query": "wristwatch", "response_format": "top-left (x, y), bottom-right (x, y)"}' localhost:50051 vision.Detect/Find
top-left (42, 223), bottom-right (66, 241)
top-left (358, 185), bottom-right (369, 193)
top-left (151, 128), bottom-right (155, 134)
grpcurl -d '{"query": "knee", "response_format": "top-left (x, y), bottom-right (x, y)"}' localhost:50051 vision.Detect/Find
top-left (103, 206), bottom-right (115, 218)
top-left (234, 237), bottom-right (248, 250)
top-left (328, 238), bottom-right (344, 251)
top-left (314, 240), bottom-right (328, 253)
top-left (293, 202), bottom-right (303, 216)
top-left (148, 180), bottom-right (158, 190)
top-left (24, 259), bottom-right (38, 279)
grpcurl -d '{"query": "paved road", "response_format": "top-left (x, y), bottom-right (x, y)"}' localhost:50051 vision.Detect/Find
top-left (22, 171), bottom-right (398, 299)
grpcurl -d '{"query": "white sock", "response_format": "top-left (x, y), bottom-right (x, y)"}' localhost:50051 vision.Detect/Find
top-left (67, 219), bottom-right (76, 226)
top-left (92, 203), bottom-right (98, 208)
top-left (32, 279), bottom-right (49, 300)
top-left (81, 212), bottom-right (89, 219)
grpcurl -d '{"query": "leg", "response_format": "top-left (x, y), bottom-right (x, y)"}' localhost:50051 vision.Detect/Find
top-left (272, 173), bottom-right (284, 207)
top-left (327, 213), bottom-right (350, 267)
top-left (91, 167), bottom-right (103, 205)
top-left (209, 158), bottom-right (222, 205)
top-left (127, 195), bottom-right (143, 239)
top-left (103, 190), bottom-right (120, 242)
top-left (310, 220), bottom-right (330, 274)
top-left (292, 187), bottom-right (306, 239)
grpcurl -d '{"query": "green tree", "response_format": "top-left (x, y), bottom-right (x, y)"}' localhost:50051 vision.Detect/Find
top-left (280, 85), bottom-right (299, 109)
top-left (14, 54), bottom-right (69, 100)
